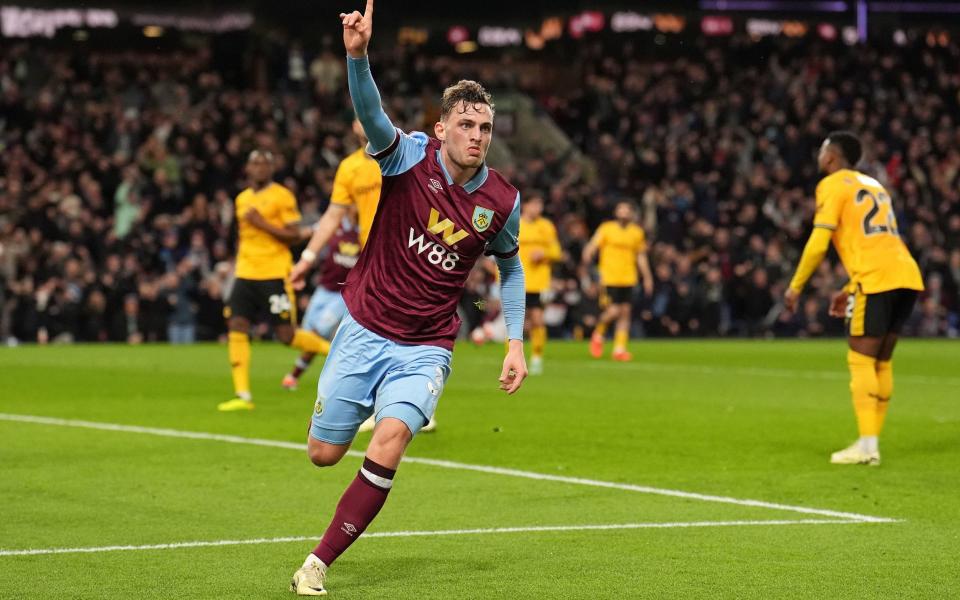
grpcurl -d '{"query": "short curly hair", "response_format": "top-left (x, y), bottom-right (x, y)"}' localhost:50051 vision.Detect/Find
top-left (440, 80), bottom-right (495, 120)
top-left (826, 131), bottom-right (862, 166)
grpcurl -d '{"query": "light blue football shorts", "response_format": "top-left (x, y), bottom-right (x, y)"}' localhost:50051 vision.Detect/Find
top-left (302, 287), bottom-right (348, 340)
top-left (309, 310), bottom-right (452, 445)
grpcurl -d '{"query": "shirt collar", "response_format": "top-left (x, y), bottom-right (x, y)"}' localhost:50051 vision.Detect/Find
top-left (436, 150), bottom-right (489, 194)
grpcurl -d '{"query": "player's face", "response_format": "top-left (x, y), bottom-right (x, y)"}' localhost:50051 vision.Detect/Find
top-left (246, 155), bottom-right (274, 185)
top-left (614, 202), bottom-right (634, 222)
top-left (817, 140), bottom-right (832, 173)
top-left (523, 198), bottom-right (544, 219)
top-left (436, 101), bottom-right (493, 171)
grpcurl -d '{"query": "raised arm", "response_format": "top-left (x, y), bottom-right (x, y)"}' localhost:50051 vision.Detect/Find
top-left (340, 0), bottom-right (395, 154)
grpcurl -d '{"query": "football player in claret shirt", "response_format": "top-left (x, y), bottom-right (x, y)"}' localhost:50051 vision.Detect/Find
top-left (218, 151), bottom-right (331, 412)
top-left (785, 131), bottom-right (924, 466)
top-left (289, 1), bottom-right (527, 595)
top-left (289, 119), bottom-right (438, 433)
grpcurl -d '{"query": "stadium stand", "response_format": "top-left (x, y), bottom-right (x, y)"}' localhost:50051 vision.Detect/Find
top-left (1, 33), bottom-right (957, 344)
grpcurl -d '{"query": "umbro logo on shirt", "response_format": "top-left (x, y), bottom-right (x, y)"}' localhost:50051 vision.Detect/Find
top-left (428, 178), bottom-right (443, 194)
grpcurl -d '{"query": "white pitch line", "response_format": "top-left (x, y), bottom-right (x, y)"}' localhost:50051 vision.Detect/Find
top-left (0, 413), bottom-right (898, 524)
top-left (0, 519), bottom-right (873, 558)
top-left (0, 413), bottom-right (305, 451)
top-left (384, 455), bottom-right (897, 523)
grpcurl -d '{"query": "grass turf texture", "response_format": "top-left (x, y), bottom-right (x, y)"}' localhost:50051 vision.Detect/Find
top-left (1, 340), bottom-right (958, 599)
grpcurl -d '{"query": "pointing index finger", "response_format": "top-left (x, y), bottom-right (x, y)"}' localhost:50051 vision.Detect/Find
top-left (365, 0), bottom-right (374, 18)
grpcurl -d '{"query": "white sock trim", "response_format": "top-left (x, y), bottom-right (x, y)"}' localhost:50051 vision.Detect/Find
top-left (303, 554), bottom-right (327, 570)
top-left (360, 467), bottom-right (394, 490)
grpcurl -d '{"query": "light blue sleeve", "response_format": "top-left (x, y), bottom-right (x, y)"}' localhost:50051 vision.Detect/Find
top-left (375, 131), bottom-right (428, 176)
top-left (485, 193), bottom-right (521, 258)
top-left (491, 194), bottom-right (524, 341)
top-left (346, 56), bottom-right (394, 153)
top-left (347, 56), bottom-right (427, 176)
top-left (495, 255), bottom-right (525, 341)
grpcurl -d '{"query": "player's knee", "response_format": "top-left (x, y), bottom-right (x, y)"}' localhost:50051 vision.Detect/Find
top-left (276, 327), bottom-right (295, 345)
top-left (308, 452), bottom-right (338, 468)
top-left (368, 419), bottom-right (413, 454)
top-left (228, 317), bottom-right (250, 333)
top-left (307, 444), bottom-right (344, 467)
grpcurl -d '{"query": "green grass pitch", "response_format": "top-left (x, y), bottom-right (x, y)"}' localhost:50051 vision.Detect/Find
top-left (1, 339), bottom-right (959, 599)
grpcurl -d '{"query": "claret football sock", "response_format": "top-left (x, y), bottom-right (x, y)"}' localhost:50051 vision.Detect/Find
top-left (312, 457), bottom-right (396, 567)
top-left (291, 356), bottom-right (313, 379)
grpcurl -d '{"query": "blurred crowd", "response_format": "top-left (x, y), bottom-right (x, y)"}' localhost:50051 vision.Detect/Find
top-left (490, 35), bottom-right (960, 339)
top-left (1, 33), bottom-right (958, 345)
top-left (0, 43), bottom-right (347, 343)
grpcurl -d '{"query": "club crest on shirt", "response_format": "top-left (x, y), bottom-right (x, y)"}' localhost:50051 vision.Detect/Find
top-left (472, 206), bottom-right (495, 233)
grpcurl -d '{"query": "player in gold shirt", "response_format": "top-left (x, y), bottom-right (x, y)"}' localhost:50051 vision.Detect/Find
top-left (582, 201), bottom-right (654, 361)
top-left (518, 194), bottom-right (561, 375)
top-left (218, 150), bottom-right (333, 412)
top-left (785, 131), bottom-right (924, 465)
top-left (290, 120), bottom-right (381, 285)
top-left (285, 120), bottom-right (381, 384)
